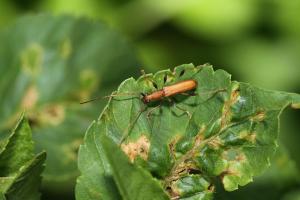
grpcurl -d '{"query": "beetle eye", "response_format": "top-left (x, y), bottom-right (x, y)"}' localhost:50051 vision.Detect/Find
top-left (179, 70), bottom-right (185, 77)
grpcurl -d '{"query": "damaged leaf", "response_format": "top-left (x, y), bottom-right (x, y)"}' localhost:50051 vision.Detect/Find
top-left (76, 64), bottom-right (300, 199)
top-left (0, 14), bottom-right (140, 192)
top-left (0, 114), bottom-right (46, 200)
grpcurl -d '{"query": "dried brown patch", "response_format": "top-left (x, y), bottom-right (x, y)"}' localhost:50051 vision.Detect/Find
top-left (221, 167), bottom-right (240, 179)
top-left (33, 104), bottom-right (66, 126)
top-left (21, 85), bottom-right (39, 109)
top-left (164, 127), bottom-right (207, 195)
top-left (246, 133), bottom-right (256, 143)
top-left (251, 111), bottom-right (265, 122)
top-left (221, 88), bottom-right (240, 129)
top-left (226, 161), bottom-right (243, 177)
top-left (168, 185), bottom-right (180, 200)
top-left (220, 170), bottom-right (236, 185)
top-left (62, 139), bottom-right (83, 164)
top-left (207, 136), bottom-right (223, 149)
top-left (166, 162), bottom-right (199, 198)
top-left (44, 105), bottom-right (65, 125)
top-left (240, 131), bottom-right (256, 143)
top-left (169, 135), bottom-right (181, 160)
top-left (194, 126), bottom-right (205, 147)
top-left (121, 135), bottom-right (150, 162)
top-left (235, 153), bottom-right (246, 162)
top-left (231, 90), bottom-right (240, 103)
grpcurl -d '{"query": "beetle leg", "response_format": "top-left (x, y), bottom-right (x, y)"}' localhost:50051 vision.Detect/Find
top-left (146, 104), bottom-right (161, 120)
top-left (169, 97), bottom-right (192, 119)
top-left (179, 92), bottom-right (197, 96)
top-left (119, 106), bottom-right (147, 145)
top-left (174, 104), bottom-right (192, 119)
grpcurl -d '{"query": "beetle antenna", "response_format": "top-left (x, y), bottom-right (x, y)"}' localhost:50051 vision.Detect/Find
top-left (80, 92), bottom-right (141, 104)
top-left (80, 96), bottom-right (104, 104)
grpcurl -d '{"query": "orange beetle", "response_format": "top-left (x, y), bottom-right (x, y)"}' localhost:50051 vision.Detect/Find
top-left (141, 80), bottom-right (197, 103)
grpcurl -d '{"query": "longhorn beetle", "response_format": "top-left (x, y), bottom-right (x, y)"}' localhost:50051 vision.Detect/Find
top-left (81, 76), bottom-right (197, 143)
top-left (141, 79), bottom-right (197, 103)
top-left (81, 70), bottom-right (223, 144)
top-left (80, 79), bottom-right (197, 105)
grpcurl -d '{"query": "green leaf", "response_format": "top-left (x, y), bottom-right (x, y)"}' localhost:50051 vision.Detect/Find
top-left (172, 175), bottom-right (213, 199)
top-left (256, 145), bottom-right (300, 187)
top-left (214, 145), bottom-right (300, 200)
top-left (0, 114), bottom-right (46, 200)
top-left (0, 115), bottom-right (34, 177)
top-left (76, 121), bottom-right (169, 200)
top-left (76, 64), bottom-right (300, 199)
top-left (101, 133), bottom-right (169, 200)
top-left (0, 193), bottom-right (6, 200)
top-left (76, 122), bottom-right (121, 200)
top-left (5, 152), bottom-right (46, 200)
top-left (0, 14), bottom-right (140, 192)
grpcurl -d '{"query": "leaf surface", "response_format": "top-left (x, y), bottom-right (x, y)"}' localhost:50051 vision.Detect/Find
top-left (0, 14), bottom-right (140, 191)
top-left (0, 115), bottom-right (46, 200)
top-left (76, 64), bottom-right (300, 199)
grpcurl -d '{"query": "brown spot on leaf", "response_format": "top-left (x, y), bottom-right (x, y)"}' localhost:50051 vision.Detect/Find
top-left (169, 135), bottom-right (181, 160)
top-left (227, 165), bottom-right (241, 177)
top-left (240, 131), bottom-right (256, 143)
top-left (168, 185), bottom-right (180, 200)
top-left (194, 126), bottom-right (205, 146)
top-left (251, 111), bottom-right (265, 122)
top-left (167, 163), bottom-right (201, 199)
top-left (121, 135), bottom-right (150, 162)
top-left (231, 90), bottom-right (240, 103)
top-left (21, 85), bottom-right (39, 109)
top-left (246, 133), bottom-right (256, 143)
top-left (21, 43), bottom-right (43, 77)
top-left (220, 167), bottom-right (240, 181)
top-left (221, 88), bottom-right (240, 129)
top-left (42, 105), bottom-right (65, 125)
top-left (235, 153), bottom-right (246, 162)
top-left (164, 129), bottom-right (207, 194)
top-left (25, 104), bottom-right (65, 127)
top-left (207, 136), bottom-right (223, 149)
top-left (62, 139), bottom-right (83, 164)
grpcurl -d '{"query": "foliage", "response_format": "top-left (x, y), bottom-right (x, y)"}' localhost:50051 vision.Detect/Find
top-left (76, 64), bottom-right (300, 199)
top-left (282, 190), bottom-right (300, 200)
top-left (215, 145), bottom-right (300, 200)
top-left (0, 1), bottom-right (300, 199)
top-left (0, 114), bottom-right (46, 200)
top-left (0, 14), bottom-right (139, 193)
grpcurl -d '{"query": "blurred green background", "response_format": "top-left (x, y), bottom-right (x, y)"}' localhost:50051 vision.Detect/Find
top-left (0, 0), bottom-right (299, 199)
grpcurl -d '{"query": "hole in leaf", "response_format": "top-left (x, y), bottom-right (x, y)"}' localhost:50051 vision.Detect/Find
top-left (164, 74), bottom-right (168, 83)
top-left (188, 168), bottom-right (202, 175)
top-left (152, 82), bottom-right (158, 89)
top-left (179, 70), bottom-right (185, 77)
